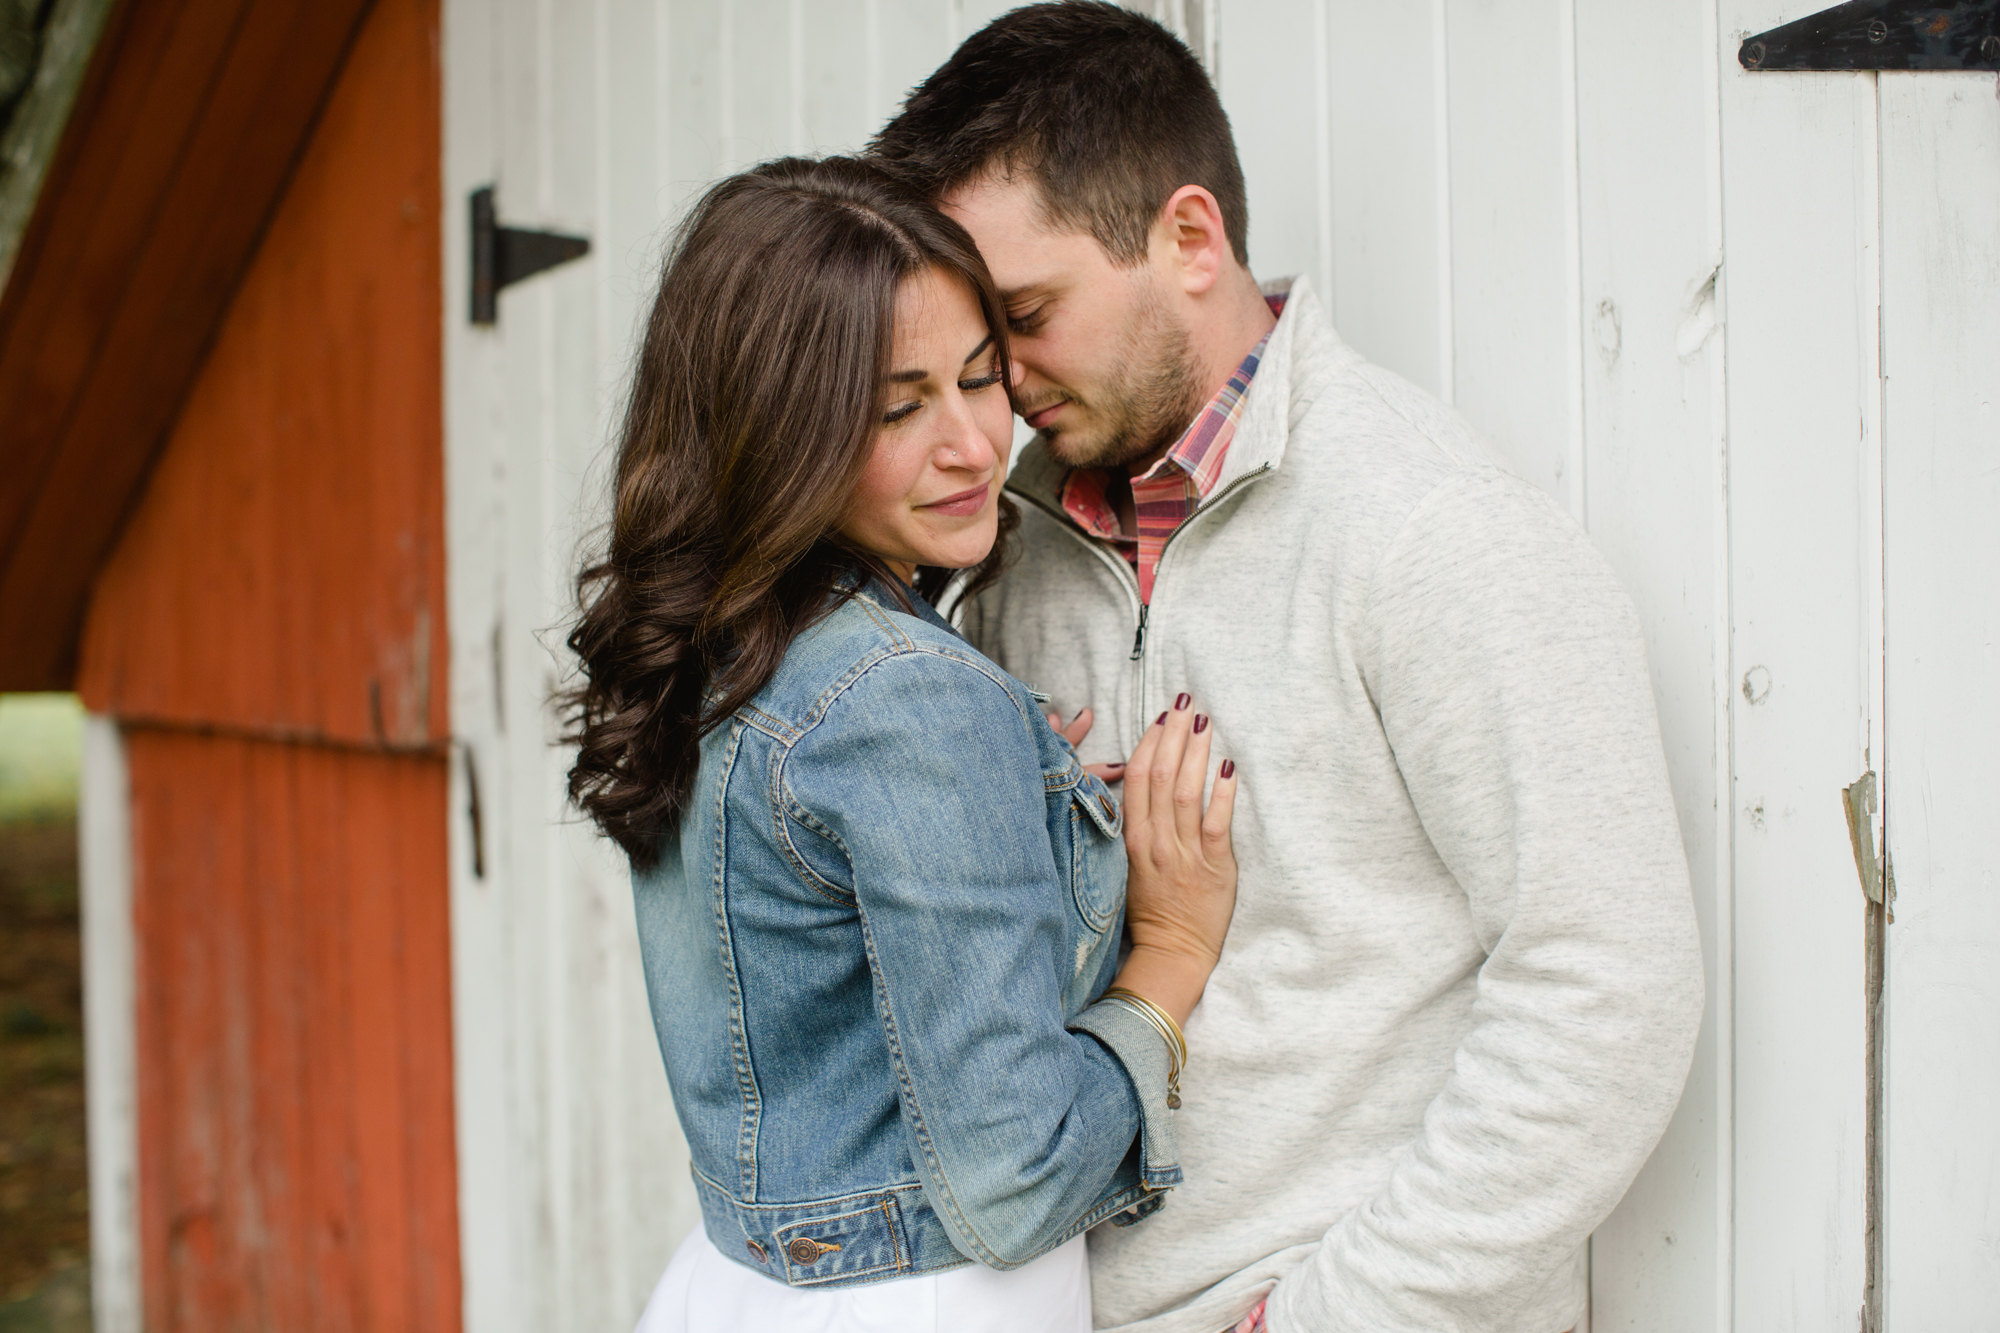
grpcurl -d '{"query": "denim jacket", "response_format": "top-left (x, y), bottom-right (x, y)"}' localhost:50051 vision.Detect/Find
top-left (632, 580), bottom-right (1181, 1290)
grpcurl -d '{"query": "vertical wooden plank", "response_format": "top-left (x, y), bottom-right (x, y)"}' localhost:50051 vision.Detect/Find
top-left (1569, 1), bottom-right (1729, 1327)
top-left (801, 0), bottom-right (874, 152)
top-left (1716, 4), bottom-right (1876, 1324)
top-left (1877, 68), bottom-right (2000, 1326)
top-left (1214, 0), bottom-right (1329, 299)
top-left (1439, 0), bottom-right (1583, 510)
top-left (448, 1), bottom-right (705, 1329)
top-left (664, 0), bottom-right (727, 211)
top-left (73, 0), bottom-right (447, 750)
top-left (728, 0), bottom-right (795, 165)
top-left (440, 0), bottom-right (522, 1320)
top-left (126, 733), bottom-right (458, 1333)
top-left (80, 714), bottom-right (140, 1333)
top-left (1321, 0), bottom-right (1451, 398)
top-left (873, 0), bottom-right (954, 126)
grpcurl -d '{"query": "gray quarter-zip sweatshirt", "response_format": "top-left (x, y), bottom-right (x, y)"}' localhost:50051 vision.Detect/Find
top-left (959, 276), bottom-right (1702, 1333)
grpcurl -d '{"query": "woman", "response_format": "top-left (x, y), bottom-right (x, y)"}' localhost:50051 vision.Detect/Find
top-left (565, 157), bottom-right (1239, 1332)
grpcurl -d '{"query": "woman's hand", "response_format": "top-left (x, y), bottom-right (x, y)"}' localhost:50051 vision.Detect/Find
top-left (1110, 694), bottom-right (1238, 1027)
top-left (1046, 707), bottom-right (1127, 784)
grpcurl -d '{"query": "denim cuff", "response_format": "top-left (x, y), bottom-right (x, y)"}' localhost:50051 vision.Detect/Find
top-left (1071, 999), bottom-right (1183, 1191)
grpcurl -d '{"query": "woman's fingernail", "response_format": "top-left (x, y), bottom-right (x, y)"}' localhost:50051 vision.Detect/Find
top-left (1193, 714), bottom-right (1209, 734)
top-left (1106, 762), bottom-right (1126, 770)
top-left (1156, 711), bottom-right (1168, 726)
top-left (1174, 692), bottom-right (1191, 710)
top-left (1220, 759), bottom-right (1236, 779)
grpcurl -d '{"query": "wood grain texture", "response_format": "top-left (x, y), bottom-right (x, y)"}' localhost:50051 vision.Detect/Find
top-left (1570, 0), bottom-right (1728, 1326)
top-left (0, 0), bottom-right (376, 690)
top-left (1717, 7), bottom-right (1878, 1324)
top-left (74, 0), bottom-right (445, 750)
top-left (1878, 68), bottom-right (2000, 1324)
top-left (125, 728), bottom-right (459, 1333)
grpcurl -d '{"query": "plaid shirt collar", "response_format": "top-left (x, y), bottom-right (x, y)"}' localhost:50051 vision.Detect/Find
top-left (1059, 293), bottom-right (1285, 601)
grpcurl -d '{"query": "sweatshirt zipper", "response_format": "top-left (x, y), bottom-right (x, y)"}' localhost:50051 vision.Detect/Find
top-left (1008, 462), bottom-right (1275, 734)
top-left (1128, 463), bottom-right (1274, 664)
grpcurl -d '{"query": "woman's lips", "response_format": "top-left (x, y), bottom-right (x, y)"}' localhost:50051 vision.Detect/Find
top-left (921, 484), bottom-right (990, 518)
top-left (1023, 400), bottom-right (1067, 430)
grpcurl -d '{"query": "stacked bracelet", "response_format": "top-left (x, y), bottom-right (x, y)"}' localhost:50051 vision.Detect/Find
top-left (1102, 987), bottom-right (1188, 1109)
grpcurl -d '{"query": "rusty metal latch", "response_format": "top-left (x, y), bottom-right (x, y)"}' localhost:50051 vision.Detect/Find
top-left (1842, 770), bottom-right (1897, 919)
top-left (1740, 0), bottom-right (2000, 72)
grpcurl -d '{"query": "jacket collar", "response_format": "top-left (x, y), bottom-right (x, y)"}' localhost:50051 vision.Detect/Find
top-left (848, 570), bottom-right (960, 638)
top-left (1005, 273), bottom-right (1326, 514)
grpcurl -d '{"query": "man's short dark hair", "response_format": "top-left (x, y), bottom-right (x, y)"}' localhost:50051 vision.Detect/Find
top-left (869, 1), bottom-right (1250, 268)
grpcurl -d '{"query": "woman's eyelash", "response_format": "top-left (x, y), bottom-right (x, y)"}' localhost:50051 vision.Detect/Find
top-left (882, 401), bottom-right (920, 424)
top-left (958, 371), bottom-right (1003, 392)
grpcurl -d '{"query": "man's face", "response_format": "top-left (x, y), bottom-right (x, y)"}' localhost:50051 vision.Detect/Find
top-left (942, 172), bottom-right (1204, 472)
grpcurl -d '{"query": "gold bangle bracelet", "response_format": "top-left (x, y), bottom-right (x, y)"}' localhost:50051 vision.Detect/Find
top-left (1102, 987), bottom-right (1188, 1108)
top-left (1102, 987), bottom-right (1188, 1065)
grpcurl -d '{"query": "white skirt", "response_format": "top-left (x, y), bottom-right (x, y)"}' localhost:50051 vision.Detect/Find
top-left (635, 1225), bottom-right (1092, 1333)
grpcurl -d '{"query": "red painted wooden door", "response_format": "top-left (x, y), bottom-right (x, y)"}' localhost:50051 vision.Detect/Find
top-left (74, 0), bottom-right (460, 1327)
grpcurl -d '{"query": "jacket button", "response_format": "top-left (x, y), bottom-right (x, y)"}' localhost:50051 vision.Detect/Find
top-left (746, 1238), bottom-right (768, 1262)
top-left (787, 1237), bottom-right (824, 1265)
top-left (1100, 794), bottom-right (1118, 819)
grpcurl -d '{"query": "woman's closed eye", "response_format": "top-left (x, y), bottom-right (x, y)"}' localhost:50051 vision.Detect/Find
top-left (958, 365), bottom-right (1003, 394)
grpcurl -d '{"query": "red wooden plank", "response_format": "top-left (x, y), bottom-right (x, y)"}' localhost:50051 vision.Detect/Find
top-left (0, 0), bottom-right (251, 516)
top-left (128, 728), bottom-right (459, 1333)
top-left (0, 0), bottom-right (377, 689)
top-left (73, 0), bottom-right (444, 747)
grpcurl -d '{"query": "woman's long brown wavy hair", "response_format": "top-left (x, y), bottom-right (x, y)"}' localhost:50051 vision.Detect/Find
top-left (565, 157), bottom-right (1018, 867)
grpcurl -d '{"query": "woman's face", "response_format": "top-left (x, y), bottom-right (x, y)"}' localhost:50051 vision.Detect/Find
top-left (839, 268), bottom-right (1012, 582)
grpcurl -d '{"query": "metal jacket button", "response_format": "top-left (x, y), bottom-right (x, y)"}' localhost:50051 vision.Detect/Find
top-left (745, 1238), bottom-right (768, 1262)
top-left (788, 1237), bottom-right (824, 1264)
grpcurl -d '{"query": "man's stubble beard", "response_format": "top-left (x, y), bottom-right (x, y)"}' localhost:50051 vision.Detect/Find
top-left (1043, 286), bottom-right (1207, 473)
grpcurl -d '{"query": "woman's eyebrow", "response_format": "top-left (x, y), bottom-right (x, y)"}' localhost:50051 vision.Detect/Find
top-left (886, 335), bottom-right (996, 384)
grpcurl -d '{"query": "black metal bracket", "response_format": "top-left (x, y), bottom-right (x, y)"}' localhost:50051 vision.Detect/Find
top-left (1740, 0), bottom-right (2000, 70)
top-left (469, 186), bottom-right (591, 325)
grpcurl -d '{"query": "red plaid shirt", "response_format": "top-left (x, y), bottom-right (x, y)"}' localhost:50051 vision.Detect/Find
top-left (1059, 295), bottom-right (1284, 603)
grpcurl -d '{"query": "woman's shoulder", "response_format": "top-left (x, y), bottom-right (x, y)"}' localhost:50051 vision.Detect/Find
top-left (748, 590), bottom-right (1035, 739)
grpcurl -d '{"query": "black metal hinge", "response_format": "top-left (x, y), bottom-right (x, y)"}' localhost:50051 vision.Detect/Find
top-left (1740, 0), bottom-right (2000, 70)
top-left (469, 186), bottom-right (591, 325)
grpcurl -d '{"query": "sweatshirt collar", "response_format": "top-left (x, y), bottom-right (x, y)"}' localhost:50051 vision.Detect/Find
top-left (1006, 273), bottom-right (1319, 513)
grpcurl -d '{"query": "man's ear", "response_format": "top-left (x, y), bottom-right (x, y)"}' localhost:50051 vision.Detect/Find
top-left (1159, 185), bottom-right (1231, 297)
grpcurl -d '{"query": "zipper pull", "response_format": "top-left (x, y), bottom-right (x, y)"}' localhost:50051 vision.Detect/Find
top-left (1129, 603), bottom-right (1149, 661)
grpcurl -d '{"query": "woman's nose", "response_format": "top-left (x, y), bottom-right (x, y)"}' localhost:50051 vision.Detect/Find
top-left (938, 406), bottom-right (996, 472)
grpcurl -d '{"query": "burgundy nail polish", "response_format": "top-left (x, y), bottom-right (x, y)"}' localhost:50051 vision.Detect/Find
top-left (1156, 711), bottom-right (1168, 726)
top-left (1220, 759), bottom-right (1236, 779)
top-left (1193, 714), bottom-right (1209, 734)
top-left (1174, 692), bottom-right (1191, 710)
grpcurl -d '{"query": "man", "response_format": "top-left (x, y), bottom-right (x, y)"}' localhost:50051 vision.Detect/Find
top-left (870, 5), bottom-right (1704, 1332)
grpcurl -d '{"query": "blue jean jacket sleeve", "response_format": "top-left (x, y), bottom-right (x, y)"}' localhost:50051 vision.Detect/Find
top-left (784, 646), bottom-right (1176, 1269)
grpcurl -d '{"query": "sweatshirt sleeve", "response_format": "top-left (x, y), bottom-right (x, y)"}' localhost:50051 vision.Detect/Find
top-left (1267, 470), bottom-right (1704, 1333)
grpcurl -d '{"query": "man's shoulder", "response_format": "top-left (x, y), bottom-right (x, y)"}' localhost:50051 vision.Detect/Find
top-left (1286, 321), bottom-right (1504, 505)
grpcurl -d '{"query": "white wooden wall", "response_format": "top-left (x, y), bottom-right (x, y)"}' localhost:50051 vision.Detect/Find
top-left (441, 2), bottom-right (2000, 1328)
